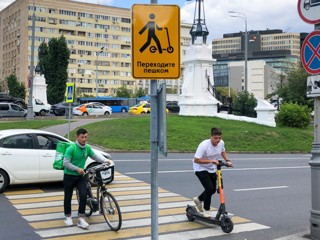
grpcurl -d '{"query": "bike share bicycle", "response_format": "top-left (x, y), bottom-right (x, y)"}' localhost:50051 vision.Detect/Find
top-left (186, 160), bottom-right (234, 233)
top-left (76, 162), bottom-right (122, 231)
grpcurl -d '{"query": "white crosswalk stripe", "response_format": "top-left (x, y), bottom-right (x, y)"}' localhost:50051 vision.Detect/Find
top-left (4, 173), bottom-right (270, 239)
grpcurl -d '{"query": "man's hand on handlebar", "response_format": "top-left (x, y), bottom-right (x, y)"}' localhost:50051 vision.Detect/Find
top-left (226, 161), bottom-right (233, 167)
top-left (77, 168), bottom-right (85, 175)
top-left (104, 159), bottom-right (114, 165)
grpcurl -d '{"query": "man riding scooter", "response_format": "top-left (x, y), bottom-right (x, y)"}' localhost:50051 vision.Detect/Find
top-left (193, 127), bottom-right (233, 217)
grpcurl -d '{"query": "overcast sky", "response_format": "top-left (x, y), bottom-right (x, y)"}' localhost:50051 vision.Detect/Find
top-left (0, 0), bottom-right (314, 40)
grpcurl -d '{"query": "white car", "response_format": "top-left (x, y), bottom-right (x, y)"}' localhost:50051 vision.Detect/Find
top-left (0, 129), bottom-right (114, 193)
top-left (73, 102), bottom-right (112, 116)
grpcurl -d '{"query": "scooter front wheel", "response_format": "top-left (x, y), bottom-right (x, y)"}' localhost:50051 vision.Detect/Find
top-left (220, 217), bottom-right (234, 233)
top-left (186, 206), bottom-right (195, 221)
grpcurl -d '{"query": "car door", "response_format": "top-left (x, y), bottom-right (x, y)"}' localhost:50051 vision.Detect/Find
top-left (36, 134), bottom-right (66, 180)
top-left (0, 134), bottom-right (39, 180)
top-left (10, 104), bottom-right (25, 117)
top-left (92, 104), bottom-right (104, 115)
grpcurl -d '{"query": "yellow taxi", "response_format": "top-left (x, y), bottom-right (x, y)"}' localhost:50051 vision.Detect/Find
top-left (128, 102), bottom-right (169, 115)
top-left (128, 102), bottom-right (150, 115)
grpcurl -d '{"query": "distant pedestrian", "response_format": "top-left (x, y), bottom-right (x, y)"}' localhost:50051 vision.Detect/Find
top-left (193, 127), bottom-right (233, 217)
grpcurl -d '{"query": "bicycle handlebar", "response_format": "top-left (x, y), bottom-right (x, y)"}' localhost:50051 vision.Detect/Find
top-left (84, 162), bottom-right (113, 176)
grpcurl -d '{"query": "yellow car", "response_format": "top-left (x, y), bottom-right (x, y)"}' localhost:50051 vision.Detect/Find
top-left (128, 102), bottom-right (169, 115)
top-left (128, 103), bottom-right (150, 115)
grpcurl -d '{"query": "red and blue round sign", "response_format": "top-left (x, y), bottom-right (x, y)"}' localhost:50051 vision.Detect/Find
top-left (301, 31), bottom-right (320, 75)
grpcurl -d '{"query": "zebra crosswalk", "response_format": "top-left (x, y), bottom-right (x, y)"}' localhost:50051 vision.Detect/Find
top-left (4, 172), bottom-right (270, 239)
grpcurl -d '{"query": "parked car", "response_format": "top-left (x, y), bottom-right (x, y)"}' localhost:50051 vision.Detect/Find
top-left (128, 102), bottom-right (150, 115)
top-left (33, 99), bottom-right (51, 116)
top-left (0, 129), bottom-right (114, 193)
top-left (73, 102), bottom-right (112, 116)
top-left (0, 92), bottom-right (25, 108)
top-left (0, 103), bottom-right (27, 118)
top-left (166, 101), bottom-right (180, 113)
top-left (50, 101), bottom-right (80, 116)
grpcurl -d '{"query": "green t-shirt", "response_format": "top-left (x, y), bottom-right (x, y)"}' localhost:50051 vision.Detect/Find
top-left (64, 143), bottom-right (94, 176)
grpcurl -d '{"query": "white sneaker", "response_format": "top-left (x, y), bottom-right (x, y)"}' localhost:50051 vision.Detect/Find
top-left (64, 217), bottom-right (73, 226)
top-left (77, 217), bottom-right (89, 229)
top-left (193, 197), bottom-right (203, 212)
top-left (202, 210), bottom-right (211, 218)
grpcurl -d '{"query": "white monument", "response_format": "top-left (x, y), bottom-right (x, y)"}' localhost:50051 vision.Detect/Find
top-left (179, 0), bottom-right (220, 116)
top-left (32, 65), bottom-right (48, 104)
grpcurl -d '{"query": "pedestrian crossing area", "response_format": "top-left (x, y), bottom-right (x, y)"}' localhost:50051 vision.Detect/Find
top-left (4, 172), bottom-right (270, 239)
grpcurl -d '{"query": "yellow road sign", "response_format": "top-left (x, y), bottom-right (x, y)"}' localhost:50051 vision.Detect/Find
top-left (132, 4), bottom-right (180, 79)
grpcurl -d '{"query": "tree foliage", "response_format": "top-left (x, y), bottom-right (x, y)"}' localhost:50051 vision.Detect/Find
top-left (6, 74), bottom-right (26, 99)
top-left (116, 85), bottom-right (131, 98)
top-left (232, 90), bottom-right (257, 117)
top-left (277, 63), bottom-right (312, 108)
top-left (40, 36), bottom-right (70, 104)
top-left (134, 88), bottom-right (146, 98)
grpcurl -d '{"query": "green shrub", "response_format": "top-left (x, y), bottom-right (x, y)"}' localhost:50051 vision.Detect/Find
top-left (276, 103), bottom-right (311, 128)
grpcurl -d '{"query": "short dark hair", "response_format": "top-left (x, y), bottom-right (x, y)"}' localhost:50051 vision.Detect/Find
top-left (211, 127), bottom-right (222, 136)
top-left (76, 128), bottom-right (88, 136)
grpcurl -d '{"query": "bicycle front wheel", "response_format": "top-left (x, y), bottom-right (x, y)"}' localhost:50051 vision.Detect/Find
top-left (100, 191), bottom-right (122, 231)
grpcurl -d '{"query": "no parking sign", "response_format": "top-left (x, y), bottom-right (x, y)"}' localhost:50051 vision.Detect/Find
top-left (301, 30), bottom-right (320, 75)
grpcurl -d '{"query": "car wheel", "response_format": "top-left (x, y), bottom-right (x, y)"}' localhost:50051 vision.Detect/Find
top-left (0, 169), bottom-right (9, 193)
top-left (39, 110), bottom-right (46, 116)
top-left (104, 111), bottom-right (110, 116)
top-left (54, 110), bottom-right (59, 116)
top-left (15, 102), bottom-right (24, 108)
top-left (121, 108), bottom-right (126, 113)
top-left (82, 112), bottom-right (88, 116)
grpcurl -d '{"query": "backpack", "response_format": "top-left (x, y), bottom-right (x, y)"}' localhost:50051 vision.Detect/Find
top-left (53, 142), bottom-right (76, 170)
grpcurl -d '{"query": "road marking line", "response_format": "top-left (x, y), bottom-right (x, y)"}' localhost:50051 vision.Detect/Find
top-left (134, 222), bottom-right (270, 240)
top-left (234, 186), bottom-right (289, 191)
top-left (125, 166), bottom-right (309, 174)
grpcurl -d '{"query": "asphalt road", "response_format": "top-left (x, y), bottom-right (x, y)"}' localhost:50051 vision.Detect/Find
top-left (111, 152), bottom-right (311, 240)
top-left (0, 152), bottom-right (311, 240)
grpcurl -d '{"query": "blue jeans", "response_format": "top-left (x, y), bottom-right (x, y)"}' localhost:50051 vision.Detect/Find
top-left (195, 171), bottom-right (217, 211)
top-left (63, 174), bottom-right (87, 217)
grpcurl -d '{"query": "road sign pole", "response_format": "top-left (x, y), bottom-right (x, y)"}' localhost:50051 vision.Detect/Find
top-left (310, 23), bottom-right (320, 240)
top-left (149, 2), bottom-right (158, 240)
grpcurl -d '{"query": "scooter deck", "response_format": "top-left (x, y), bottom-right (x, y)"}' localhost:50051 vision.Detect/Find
top-left (186, 205), bottom-right (221, 225)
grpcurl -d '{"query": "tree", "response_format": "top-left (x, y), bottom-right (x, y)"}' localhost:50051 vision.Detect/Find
top-left (42, 36), bottom-right (70, 104)
top-left (6, 74), bottom-right (26, 99)
top-left (134, 88), bottom-right (146, 98)
top-left (116, 85), bottom-right (131, 98)
top-left (277, 63), bottom-right (312, 108)
top-left (232, 90), bottom-right (257, 117)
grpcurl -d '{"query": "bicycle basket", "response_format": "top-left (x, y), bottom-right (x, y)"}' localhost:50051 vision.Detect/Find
top-left (95, 165), bottom-right (114, 185)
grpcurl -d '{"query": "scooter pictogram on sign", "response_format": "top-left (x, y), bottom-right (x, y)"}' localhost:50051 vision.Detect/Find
top-left (139, 13), bottom-right (174, 54)
top-left (301, 30), bottom-right (320, 75)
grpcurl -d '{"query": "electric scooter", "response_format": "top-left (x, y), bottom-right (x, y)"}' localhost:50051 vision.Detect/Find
top-left (186, 160), bottom-right (234, 233)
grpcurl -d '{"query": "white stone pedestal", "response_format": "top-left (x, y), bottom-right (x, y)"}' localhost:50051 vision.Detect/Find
top-left (33, 73), bottom-right (48, 104)
top-left (179, 43), bottom-right (221, 117)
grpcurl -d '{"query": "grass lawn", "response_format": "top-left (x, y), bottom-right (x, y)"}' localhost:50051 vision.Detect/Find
top-left (0, 116), bottom-right (313, 152)
top-left (77, 115), bottom-right (313, 153)
top-left (0, 119), bottom-right (68, 130)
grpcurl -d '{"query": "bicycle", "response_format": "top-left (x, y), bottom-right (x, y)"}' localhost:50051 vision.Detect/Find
top-left (76, 162), bottom-right (122, 231)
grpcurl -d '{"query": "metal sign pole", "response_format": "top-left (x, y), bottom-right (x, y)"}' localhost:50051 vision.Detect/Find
top-left (310, 22), bottom-right (320, 240)
top-left (68, 103), bottom-right (71, 140)
top-left (149, 2), bottom-right (158, 240)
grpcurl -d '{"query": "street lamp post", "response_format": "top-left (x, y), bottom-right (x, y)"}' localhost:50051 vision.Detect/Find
top-left (26, 0), bottom-right (36, 120)
top-left (229, 11), bottom-right (248, 92)
top-left (95, 47), bottom-right (104, 97)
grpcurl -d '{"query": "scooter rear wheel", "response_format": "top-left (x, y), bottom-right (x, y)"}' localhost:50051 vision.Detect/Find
top-left (186, 207), bottom-right (195, 221)
top-left (220, 217), bottom-right (234, 233)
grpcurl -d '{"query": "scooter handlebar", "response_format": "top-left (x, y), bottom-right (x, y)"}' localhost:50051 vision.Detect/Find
top-left (218, 160), bottom-right (232, 167)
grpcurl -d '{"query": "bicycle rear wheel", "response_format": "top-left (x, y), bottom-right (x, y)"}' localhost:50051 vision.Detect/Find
top-left (76, 188), bottom-right (93, 217)
top-left (100, 191), bottom-right (122, 231)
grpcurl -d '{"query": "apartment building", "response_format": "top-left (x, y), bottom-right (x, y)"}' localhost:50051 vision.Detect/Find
top-left (0, 0), bottom-right (192, 97)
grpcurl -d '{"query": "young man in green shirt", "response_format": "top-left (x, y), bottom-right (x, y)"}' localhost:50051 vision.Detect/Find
top-left (63, 128), bottom-right (113, 229)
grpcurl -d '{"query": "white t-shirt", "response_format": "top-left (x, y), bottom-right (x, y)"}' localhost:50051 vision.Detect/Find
top-left (193, 139), bottom-right (225, 173)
